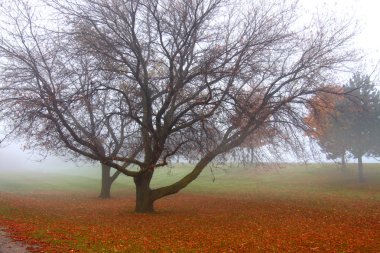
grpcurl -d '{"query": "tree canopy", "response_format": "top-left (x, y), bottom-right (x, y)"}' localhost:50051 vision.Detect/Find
top-left (0, 0), bottom-right (356, 212)
top-left (306, 74), bottom-right (380, 181)
top-left (305, 85), bottom-right (348, 165)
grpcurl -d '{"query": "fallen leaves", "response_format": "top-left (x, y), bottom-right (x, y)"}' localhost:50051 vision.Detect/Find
top-left (0, 192), bottom-right (379, 252)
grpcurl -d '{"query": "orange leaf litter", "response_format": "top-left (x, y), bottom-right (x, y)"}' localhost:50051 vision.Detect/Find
top-left (0, 192), bottom-right (379, 252)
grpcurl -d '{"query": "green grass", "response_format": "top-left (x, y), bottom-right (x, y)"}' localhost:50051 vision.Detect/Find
top-left (151, 163), bottom-right (380, 201)
top-left (0, 162), bottom-right (379, 202)
top-left (0, 166), bottom-right (135, 194)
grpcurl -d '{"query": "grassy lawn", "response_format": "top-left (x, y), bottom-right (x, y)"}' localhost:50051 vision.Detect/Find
top-left (0, 163), bottom-right (379, 252)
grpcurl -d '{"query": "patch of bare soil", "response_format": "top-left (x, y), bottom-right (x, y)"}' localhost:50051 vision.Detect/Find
top-left (0, 228), bottom-right (37, 253)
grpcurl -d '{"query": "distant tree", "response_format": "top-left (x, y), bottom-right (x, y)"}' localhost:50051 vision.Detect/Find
top-left (306, 75), bottom-right (380, 181)
top-left (0, 0), bottom-right (356, 212)
top-left (305, 85), bottom-right (348, 168)
top-left (342, 74), bottom-right (380, 181)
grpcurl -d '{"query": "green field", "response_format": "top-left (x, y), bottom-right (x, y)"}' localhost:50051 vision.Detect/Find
top-left (1, 163), bottom-right (379, 200)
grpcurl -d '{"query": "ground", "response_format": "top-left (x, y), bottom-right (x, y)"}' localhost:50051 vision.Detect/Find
top-left (0, 227), bottom-right (37, 252)
top-left (0, 163), bottom-right (379, 252)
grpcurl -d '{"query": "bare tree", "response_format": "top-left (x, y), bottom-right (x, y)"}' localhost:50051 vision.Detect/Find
top-left (0, 0), bottom-right (356, 212)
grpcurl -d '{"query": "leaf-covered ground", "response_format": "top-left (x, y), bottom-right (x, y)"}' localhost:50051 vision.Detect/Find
top-left (0, 164), bottom-right (379, 252)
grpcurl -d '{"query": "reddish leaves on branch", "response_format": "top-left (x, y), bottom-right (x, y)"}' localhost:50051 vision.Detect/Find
top-left (304, 85), bottom-right (344, 140)
top-left (230, 89), bottom-right (276, 148)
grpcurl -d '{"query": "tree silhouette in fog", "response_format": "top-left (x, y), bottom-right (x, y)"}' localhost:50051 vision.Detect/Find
top-left (0, 0), bottom-right (356, 212)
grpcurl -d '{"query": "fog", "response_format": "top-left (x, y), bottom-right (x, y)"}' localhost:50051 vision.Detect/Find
top-left (0, 141), bottom-right (95, 174)
top-left (0, 141), bottom-right (377, 176)
top-left (301, 0), bottom-right (380, 76)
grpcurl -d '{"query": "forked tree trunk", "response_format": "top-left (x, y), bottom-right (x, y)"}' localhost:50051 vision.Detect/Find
top-left (99, 164), bottom-right (112, 199)
top-left (135, 153), bottom-right (217, 213)
top-left (134, 170), bottom-right (154, 213)
top-left (99, 164), bottom-right (121, 199)
top-left (357, 156), bottom-right (364, 182)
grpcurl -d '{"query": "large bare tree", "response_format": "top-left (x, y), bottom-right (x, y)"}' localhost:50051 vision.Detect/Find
top-left (0, 0), bottom-right (356, 212)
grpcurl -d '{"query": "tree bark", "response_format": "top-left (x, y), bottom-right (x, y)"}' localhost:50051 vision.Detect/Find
top-left (152, 152), bottom-right (216, 201)
top-left (357, 156), bottom-right (364, 182)
top-left (134, 170), bottom-right (154, 213)
top-left (99, 164), bottom-right (112, 199)
top-left (99, 164), bottom-right (121, 199)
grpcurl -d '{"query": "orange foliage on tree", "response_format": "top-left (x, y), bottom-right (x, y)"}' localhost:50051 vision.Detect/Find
top-left (305, 86), bottom-right (343, 137)
top-left (304, 85), bottom-right (347, 164)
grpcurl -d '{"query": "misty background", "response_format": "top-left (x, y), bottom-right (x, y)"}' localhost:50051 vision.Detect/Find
top-left (0, 0), bottom-right (380, 174)
top-left (0, 140), bottom-right (378, 174)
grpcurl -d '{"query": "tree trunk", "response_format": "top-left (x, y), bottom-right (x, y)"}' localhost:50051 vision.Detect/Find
top-left (152, 152), bottom-right (217, 202)
top-left (99, 164), bottom-right (122, 199)
top-left (134, 170), bottom-right (154, 213)
top-left (341, 153), bottom-right (346, 171)
top-left (357, 156), bottom-right (364, 182)
top-left (99, 164), bottom-right (112, 199)
top-left (250, 147), bottom-right (254, 164)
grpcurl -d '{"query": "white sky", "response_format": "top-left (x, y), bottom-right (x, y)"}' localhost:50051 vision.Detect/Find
top-left (301, 0), bottom-right (380, 77)
top-left (0, 0), bottom-right (379, 169)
